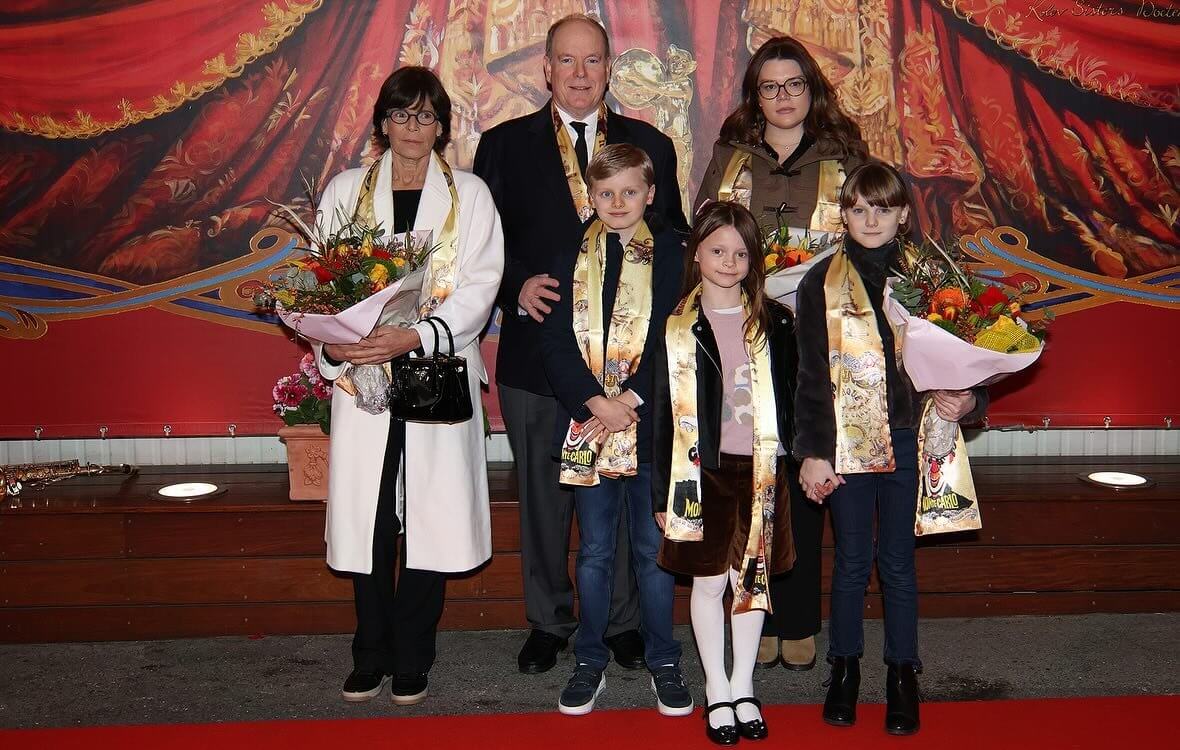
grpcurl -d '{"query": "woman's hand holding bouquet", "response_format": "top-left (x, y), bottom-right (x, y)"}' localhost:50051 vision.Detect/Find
top-left (256, 204), bottom-right (436, 415)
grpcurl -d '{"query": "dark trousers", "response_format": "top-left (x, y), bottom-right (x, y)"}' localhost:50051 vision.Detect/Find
top-left (827, 428), bottom-right (920, 668)
top-left (499, 383), bottom-right (640, 640)
top-left (352, 418), bottom-right (446, 675)
top-left (763, 470), bottom-right (824, 640)
top-left (573, 464), bottom-right (680, 670)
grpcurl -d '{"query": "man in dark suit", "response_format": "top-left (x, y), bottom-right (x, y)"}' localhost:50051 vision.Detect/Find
top-left (473, 13), bottom-right (687, 675)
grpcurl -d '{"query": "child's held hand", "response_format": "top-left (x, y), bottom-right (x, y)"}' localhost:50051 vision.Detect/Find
top-left (586, 395), bottom-right (638, 432)
top-left (800, 457), bottom-right (844, 504)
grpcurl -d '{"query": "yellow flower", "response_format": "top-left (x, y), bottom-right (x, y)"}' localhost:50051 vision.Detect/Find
top-left (393, 257), bottom-right (407, 269)
top-left (369, 264), bottom-right (389, 285)
top-left (764, 253), bottom-right (780, 271)
top-left (359, 235), bottom-right (374, 257)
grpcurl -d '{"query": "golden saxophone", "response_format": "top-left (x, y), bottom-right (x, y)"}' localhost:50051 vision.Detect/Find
top-left (1, 460), bottom-right (137, 500)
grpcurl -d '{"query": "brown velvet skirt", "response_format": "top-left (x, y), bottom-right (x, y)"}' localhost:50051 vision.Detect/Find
top-left (659, 453), bottom-right (796, 578)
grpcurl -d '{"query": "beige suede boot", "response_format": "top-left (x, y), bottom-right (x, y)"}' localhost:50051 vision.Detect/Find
top-left (781, 636), bottom-right (817, 670)
top-left (756, 636), bottom-right (780, 668)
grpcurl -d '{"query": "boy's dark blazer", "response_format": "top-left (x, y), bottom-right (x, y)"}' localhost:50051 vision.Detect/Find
top-left (473, 100), bottom-right (688, 396)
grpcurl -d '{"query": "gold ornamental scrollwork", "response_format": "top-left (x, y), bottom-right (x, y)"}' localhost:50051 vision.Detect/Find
top-left (610, 45), bottom-right (698, 213)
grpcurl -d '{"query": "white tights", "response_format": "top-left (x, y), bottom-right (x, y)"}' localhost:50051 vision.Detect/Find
top-left (690, 569), bottom-right (766, 728)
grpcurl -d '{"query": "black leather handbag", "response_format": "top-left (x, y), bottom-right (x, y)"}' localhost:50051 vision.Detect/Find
top-left (388, 317), bottom-right (474, 424)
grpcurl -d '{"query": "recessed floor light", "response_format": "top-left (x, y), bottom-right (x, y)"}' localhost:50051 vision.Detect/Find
top-left (154, 482), bottom-right (226, 501)
top-left (1078, 471), bottom-right (1154, 490)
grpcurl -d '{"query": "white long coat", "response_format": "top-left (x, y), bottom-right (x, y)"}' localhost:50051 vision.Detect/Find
top-left (311, 150), bottom-right (504, 574)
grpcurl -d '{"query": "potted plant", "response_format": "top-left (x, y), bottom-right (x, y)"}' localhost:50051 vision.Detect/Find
top-left (275, 352), bottom-right (332, 501)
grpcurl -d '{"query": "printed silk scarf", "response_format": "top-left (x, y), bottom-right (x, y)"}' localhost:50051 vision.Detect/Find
top-left (552, 102), bottom-right (608, 222)
top-left (663, 285), bottom-right (780, 613)
top-left (823, 245), bottom-right (897, 474)
top-left (559, 220), bottom-right (654, 487)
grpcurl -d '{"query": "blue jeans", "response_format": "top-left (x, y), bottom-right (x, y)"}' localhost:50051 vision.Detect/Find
top-left (827, 429), bottom-right (921, 668)
top-left (573, 462), bottom-right (681, 670)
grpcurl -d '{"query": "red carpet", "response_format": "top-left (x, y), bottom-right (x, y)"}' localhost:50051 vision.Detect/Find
top-left (1, 696), bottom-right (1173, 749)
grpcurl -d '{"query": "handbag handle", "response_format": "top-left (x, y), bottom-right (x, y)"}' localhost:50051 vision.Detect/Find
top-left (425, 316), bottom-right (456, 356)
top-left (420, 317), bottom-right (441, 356)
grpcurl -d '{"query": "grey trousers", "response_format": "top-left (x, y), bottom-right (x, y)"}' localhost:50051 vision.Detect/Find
top-left (499, 383), bottom-right (641, 640)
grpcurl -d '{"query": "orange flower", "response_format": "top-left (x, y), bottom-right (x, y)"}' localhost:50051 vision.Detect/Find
top-left (933, 287), bottom-right (968, 309)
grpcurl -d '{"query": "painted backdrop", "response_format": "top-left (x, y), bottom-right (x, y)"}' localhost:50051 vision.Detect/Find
top-left (1, 0), bottom-right (1177, 437)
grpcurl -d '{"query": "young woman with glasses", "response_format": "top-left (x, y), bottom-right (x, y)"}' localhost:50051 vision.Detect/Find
top-left (694, 35), bottom-right (870, 678)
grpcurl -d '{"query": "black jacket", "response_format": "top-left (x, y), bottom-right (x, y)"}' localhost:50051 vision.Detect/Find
top-left (473, 102), bottom-right (688, 396)
top-left (542, 221), bottom-right (686, 462)
top-left (651, 300), bottom-right (799, 514)
top-left (793, 238), bottom-right (989, 463)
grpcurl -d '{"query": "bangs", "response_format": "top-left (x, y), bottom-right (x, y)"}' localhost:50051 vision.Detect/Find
top-left (839, 163), bottom-right (909, 209)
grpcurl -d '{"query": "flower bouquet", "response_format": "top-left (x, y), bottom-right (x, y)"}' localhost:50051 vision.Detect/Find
top-left (274, 353), bottom-right (333, 434)
top-left (256, 205), bottom-right (435, 415)
top-left (761, 210), bottom-right (841, 311)
top-left (883, 237), bottom-right (1052, 536)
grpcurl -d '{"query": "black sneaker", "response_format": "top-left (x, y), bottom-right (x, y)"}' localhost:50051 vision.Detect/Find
top-left (651, 664), bottom-right (694, 716)
top-left (341, 669), bottom-right (387, 702)
top-left (558, 664), bottom-right (606, 716)
top-left (390, 672), bottom-right (428, 706)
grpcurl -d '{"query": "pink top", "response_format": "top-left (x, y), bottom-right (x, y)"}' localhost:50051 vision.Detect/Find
top-left (703, 305), bottom-right (786, 457)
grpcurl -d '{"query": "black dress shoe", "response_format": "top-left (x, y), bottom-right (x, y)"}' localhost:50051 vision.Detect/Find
top-left (703, 702), bottom-right (739, 746)
top-left (517, 629), bottom-right (567, 674)
top-left (733, 696), bottom-right (768, 740)
top-left (604, 629), bottom-right (646, 670)
top-left (822, 655), bottom-right (860, 727)
top-left (885, 663), bottom-right (921, 735)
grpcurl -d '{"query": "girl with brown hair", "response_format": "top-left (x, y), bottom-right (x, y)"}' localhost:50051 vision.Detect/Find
top-left (651, 201), bottom-right (802, 745)
top-left (793, 163), bottom-right (987, 735)
top-left (695, 33), bottom-right (871, 677)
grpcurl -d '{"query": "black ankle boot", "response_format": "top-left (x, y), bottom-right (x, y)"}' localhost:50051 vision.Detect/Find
top-left (822, 656), bottom-right (860, 726)
top-left (885, 663), bottom-right (921, 735)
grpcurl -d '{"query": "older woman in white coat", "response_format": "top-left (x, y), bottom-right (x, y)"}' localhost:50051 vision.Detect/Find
top-left (311, 67), bottom-right (504, 706)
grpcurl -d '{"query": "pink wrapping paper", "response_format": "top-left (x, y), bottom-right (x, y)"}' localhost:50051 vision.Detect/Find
top-left (276, 265), bottom-right (427, 345)
top-left (882, 279), bottom-right (1042, 391)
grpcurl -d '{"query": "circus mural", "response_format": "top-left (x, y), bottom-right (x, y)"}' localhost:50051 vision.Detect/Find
top-left (1, 0), bottom-right (1176, 436)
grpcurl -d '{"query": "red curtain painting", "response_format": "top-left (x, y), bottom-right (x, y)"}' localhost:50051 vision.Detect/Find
top-left (0, 0), bottom-right (1176, 437)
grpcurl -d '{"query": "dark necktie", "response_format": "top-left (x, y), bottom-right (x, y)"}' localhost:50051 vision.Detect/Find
top-left (602, 233), bottom-right (624, 334)
top-left (571, 121), bottom-right (589, 178)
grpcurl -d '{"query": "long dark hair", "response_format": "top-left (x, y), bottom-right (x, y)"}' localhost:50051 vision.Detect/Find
top-left (720, 36), bottom-right (867, 160)
top-left (682, 202), bottom-right (772, 345)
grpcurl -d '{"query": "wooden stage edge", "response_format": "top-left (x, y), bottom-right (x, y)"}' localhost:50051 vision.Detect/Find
top-left (1, 456), bottom-right (1178, 643)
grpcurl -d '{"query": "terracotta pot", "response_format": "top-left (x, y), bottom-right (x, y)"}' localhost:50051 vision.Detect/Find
top-left (278, 424), bottom-right (330, 502)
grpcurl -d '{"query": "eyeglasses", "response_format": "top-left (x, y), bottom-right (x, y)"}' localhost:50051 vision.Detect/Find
top-left (387, 109), bottom-right (438, 126)
top-left (757, 78), bottom-right (808, 100)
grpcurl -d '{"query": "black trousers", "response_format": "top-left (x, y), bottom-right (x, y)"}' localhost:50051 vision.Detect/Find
top-left (762, 471), bottom-right (825, 640)
top-left (351, 418), bottom-right (446, 675)
top-left (499, 383), bottom-right (640, 640)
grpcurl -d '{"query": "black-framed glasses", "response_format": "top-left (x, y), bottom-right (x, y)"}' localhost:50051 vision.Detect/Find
top-left (387, 109), bottom-right (437, 126)
top-left (757, 78), bottom-right (808, 100)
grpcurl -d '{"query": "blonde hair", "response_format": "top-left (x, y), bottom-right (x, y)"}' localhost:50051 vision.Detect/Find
top-left (586, 143), bottom-right (654, 188)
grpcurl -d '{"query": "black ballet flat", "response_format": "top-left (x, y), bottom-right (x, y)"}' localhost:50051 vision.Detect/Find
top-left (704, 702), bottom-right (740, 746)
top-left (733, 696), bottom-right (768, 740)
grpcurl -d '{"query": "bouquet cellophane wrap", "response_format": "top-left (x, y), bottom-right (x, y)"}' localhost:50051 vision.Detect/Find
top-left (275, 261), bottom-right (431, 346)
top-left (276, 230), bottom-right (434, 414)
top-left (763, 242), bottom-right (837, 313)
top-left (882, 279), bottom-right (1044, 536)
